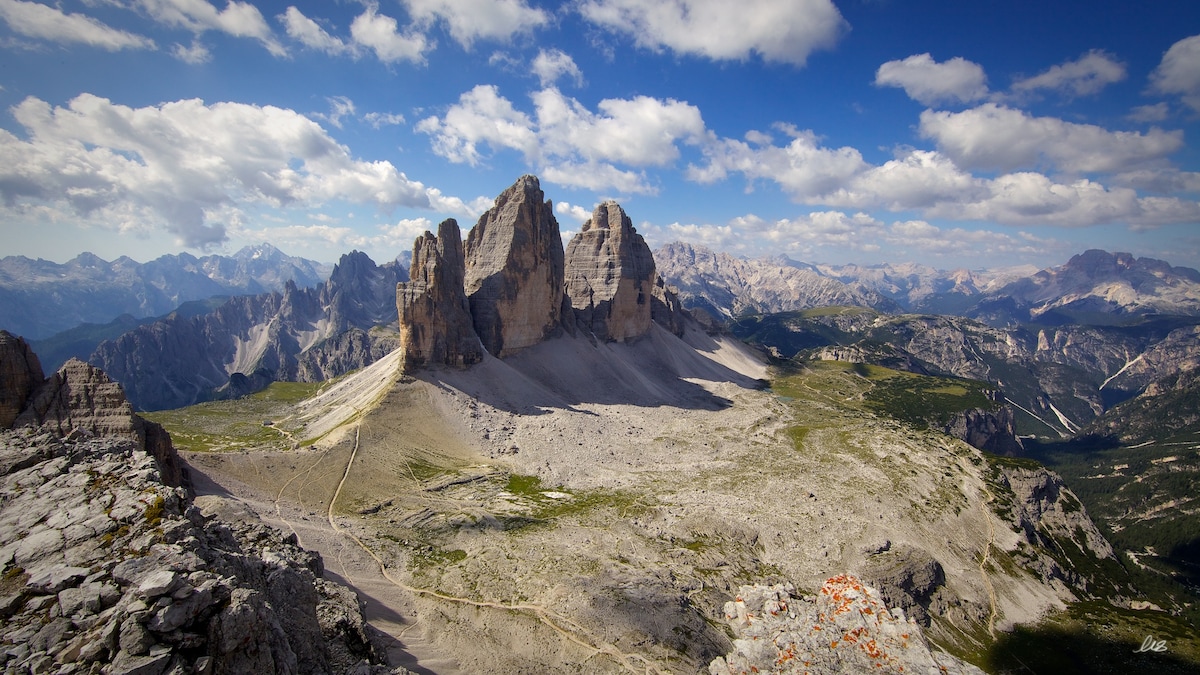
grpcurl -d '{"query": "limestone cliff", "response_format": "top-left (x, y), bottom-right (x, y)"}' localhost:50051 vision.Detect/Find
top-left (8, 357), bottom-right (188, 489)
top-left (0, 331), bottom-right (43, 428)
top-left (397, 219), bottom-right (483, 368)
top-left (464, 175), bottom-right (565, 357)
top-left (564, 201), bottom-right (656, 342)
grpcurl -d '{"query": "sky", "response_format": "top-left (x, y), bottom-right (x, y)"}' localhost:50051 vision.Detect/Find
top-left (0, 0), bottom-right (1198, 271)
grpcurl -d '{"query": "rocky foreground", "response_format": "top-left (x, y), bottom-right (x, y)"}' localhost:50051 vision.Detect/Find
top-left (0, 330), bottom-right (402, 675)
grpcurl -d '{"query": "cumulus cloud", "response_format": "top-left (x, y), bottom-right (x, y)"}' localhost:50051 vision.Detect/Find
top-left (280, 5), bottom-right (349, 55)
top-left (131, 0), bottom-right (285, 56)
top-left (0, 94), bottom-right (472, 248)
top-left (689, 126), bottom-right (867, 197)
top-left (1149, 33), bottom-right (1200, 112)
top-left (1011, 50), bottom-right (1126, 98)
top-left (350, 4), bottom-right (430, 64)
top-left (0, 0), bottom-right (155, 50)
top-left (403, 0), bottom-right (548, 47)
top-left (555, 201), bottom-right (593, 224)
top-left (874, 53), bottom-right (988, 105)
top-left (417, 84), bottom-right (705, 193)
top-left (532, 48), bottom-right (583, 88)
top-left (578, 0), bottom-right (846, 66)
top-left (919, 103), bottom-right (1183, 173)
top-left (882, 220), bottom-right (1054, 258)
top-left (416, 84), bottom-right (538, 164)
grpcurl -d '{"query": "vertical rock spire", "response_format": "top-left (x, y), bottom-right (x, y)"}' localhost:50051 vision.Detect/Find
top-left (397, 219), bottom-right (483, 368)
top-left (564, 201), bottom-right (656, 342)
top-left (464, 175), bottom-right (565, 357)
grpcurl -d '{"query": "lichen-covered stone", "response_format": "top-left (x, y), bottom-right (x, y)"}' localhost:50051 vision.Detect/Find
top-left (709, 575), bottom-right (984, 675)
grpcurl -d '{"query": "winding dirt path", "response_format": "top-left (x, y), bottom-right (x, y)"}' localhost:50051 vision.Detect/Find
top-left (977, 482), bottom-right (1000, 638)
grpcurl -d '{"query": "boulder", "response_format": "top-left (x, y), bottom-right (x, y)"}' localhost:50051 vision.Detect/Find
top-left (0, 330), bottom-right (44, 428)
top-left (397, 219), bottom-right (483, 368)
top-left (464, 175), bottom-right (565, 357)
top-left (564, 201), bottom-right (656, 342)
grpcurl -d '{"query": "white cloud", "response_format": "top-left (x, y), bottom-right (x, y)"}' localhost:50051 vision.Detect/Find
top-left (280, 5), bottom-right (349, 55)
top-left (1150, 33), bottom-right (1200, 112)
top-left (418, 84), bottom-right (706, 193)
top-left (1127, 102), bottom-right (1170, 124)
top-left (349, 4), bottom-right (430, 64)
top-left (578, 0), bottom-right (846, 66)
top-left (403, 0), bottom-right (548, 47)
top-left (170, 38), bottom-right (209, 63)
top-left (532, 48), bottom-right (583, 88)
top-left (0, 0), bottom-right (155, 50)
top-left (0, 94), bottom-right (472, 248)
top-left (919, 103), bottom-right (1183, 173)
top-left (132, 0), bottom-right (285, 56)
top-left (416, 84), bottom-right (538, 165)
top-left (689, 126), bottom-right (867, 197)
top-left (874, 53), bottom-right (988, 105)
top-left (1011, 50), bottom-right (1125, 98)
top-left (313, 95), bottom-right (355, 129)
top-left (364, 111), bottom-right (405, 128)
top-left (882, 220), bottom-right (1054, 258)
top-left (542, 161), bottom-right (654, 194)
top-left (819, 150), bottom-right (985, 210)
top-left (555, 201), bottom-right (593, 224)
top-left (533, 88), bottom-right (706, 167)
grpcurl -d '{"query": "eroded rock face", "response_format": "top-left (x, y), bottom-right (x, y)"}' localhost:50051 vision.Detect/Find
top-left (0, 430), bottom-right (401, 675)
top-left (464, 175), bottom-right (565, 357)
top-left (397, 219), bottom-right (483, 368)
top-left (709, 575), bottom-right (983, 675)
top-left (564, 201), bottom-right (656, 342)
top-left (15, 358), bottom-right (139, 441)
top-left (0, 331), bottom-right (43, 428)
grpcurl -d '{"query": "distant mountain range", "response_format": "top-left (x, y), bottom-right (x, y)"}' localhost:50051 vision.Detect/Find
top-left (655, 243), bottom-right (1200, 324)
top-left (0, 244), bottom-right (334, 339)
top-left (89, 251), bottom-right (405, 411)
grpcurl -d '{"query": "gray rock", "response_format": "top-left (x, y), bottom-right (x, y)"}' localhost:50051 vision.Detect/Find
top-left (564, 201), bottom-right (657, 343)
top-left (397, 219), bottom-right (483, 368)
top-left (109, 647), bottom-right (173, 675)
top-left (26, 564), bottom-right (89, 594)
top-left (464, 175), bottom-right (566, 358)
top-left (137, 570), bottom-right (179, 599)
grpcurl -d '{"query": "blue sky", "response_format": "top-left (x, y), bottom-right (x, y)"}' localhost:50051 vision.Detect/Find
top-left (1, 0), bottom-right (1198, 271)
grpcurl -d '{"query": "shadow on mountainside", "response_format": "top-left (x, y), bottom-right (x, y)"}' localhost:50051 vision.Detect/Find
top-left (421, 326), bottom-right (764, 415)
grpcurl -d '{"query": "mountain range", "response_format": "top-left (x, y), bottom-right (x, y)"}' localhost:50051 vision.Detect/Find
top-left (0, 244), bottom-right (333, 340)
top-left (89, 251), bottom-right (405, 411)
top-left (655, 243), bottom-right (1200, 325)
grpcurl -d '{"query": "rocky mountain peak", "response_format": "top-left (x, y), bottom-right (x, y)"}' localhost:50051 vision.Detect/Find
top-left (397, 219), bottom-right (484, 368)
top-left (0, 330), bottom-right (43, 428)
top-left (464, 175), bottom-right (565, 358)
top-left (565, 200), bottom-right (656, 342)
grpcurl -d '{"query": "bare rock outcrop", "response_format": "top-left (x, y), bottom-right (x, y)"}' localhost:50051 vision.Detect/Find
top-left (564, 201), bottom-right (656, 342)
top-left (464, 175), bottom-right (565, 357)
top-left (397, 219), bottom-right (483, 367)
top-left (0, 429), bottom-right (401, 675)
top-left (15, 358), bottom-right (141, 440)
top-left (7, 357), bottom-right (187, 488)
top-left (709, 575), bottom-right (983, 674)
top-left (0, 331), bottom-right (43, 428)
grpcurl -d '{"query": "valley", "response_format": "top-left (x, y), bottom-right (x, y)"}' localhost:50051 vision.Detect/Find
top-left (151, 327), bottom-right (1200, 673)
